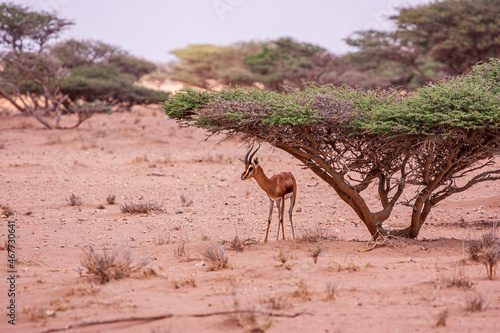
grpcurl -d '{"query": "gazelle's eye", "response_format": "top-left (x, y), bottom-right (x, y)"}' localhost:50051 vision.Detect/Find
top-left (248, 166), bottom-right (254, 172)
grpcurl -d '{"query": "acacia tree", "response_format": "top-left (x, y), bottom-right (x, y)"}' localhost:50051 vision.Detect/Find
top-left (1, 4), bottom-right (167, 128)
top-left (346, 0), bottom-right (500, 80)
top-left (52, 39), bottom-right (168, 110)
top-left (163, 59), bottom-right (500, 239)
top-left (0, 2), bottom-right (79, 128)
top-left (243, 37), bottom-right (337, 91)
top-left (169, 42), bottom-right (261, 88)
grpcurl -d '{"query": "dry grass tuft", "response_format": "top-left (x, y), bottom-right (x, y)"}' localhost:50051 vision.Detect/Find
top-left (310, 243), bottom-right (323, 264)
top-left (202, 244), bottom-right (229, 271)
top-left (180, 194), bottom-right (193, 207)
top-left (293, 279), bottom-right (314, 301)
top-left (230, 236), bottom-right (245, 252)
top-left (106, 194), bottom-right (116, 205)
top-left (68, 194), bottom-right (83, 206)
top-left (229, 236), bottom-right (258, 252)
top-left (235, 306), bottom-right (272, 332)
top-left (439, 264), bottom-right (473, 289)
top-left (174, 238), bottom-right (190, 259)
top-left (80, 245), bottom-right (149, 284)
top-left (120, 200), bottom-right (166, 214)
top-left (1, 204), bottom-right (15, 217)
top-left (435, 308), bottom-right (448, 327)
top-left (132, 154), bottom-right (149, 163)
top-left (467, 229), bottom-right (500, 280)
top-left (465, 292), bottom-right (485, 312)
top-left (23, 306), bottom-right (54, 322)
top-left (299, 223), bottom-right (337, 243)
top-left (276, 246), bottom-right (295, 267)
top-left (325, 281), bottom-right (338, 301)
top-left (329, 260), bottom-right (361, 272)
top-left (172, 272), bottom-right (197, 289)
top-left (232, 293), bottom-right (273, 333)
top-left (260, 294), bottom-right (291, 311)
top-left (153, 233), bottom-right (172, 245)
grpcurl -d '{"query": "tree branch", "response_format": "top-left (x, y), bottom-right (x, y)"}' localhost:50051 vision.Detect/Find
top-left (40, 309), bottom-right (312, 333)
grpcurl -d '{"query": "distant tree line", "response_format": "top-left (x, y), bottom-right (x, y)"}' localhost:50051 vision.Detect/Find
top-left (169, 0), bottom-right (500, 91)
top-left (0, 2), bottom-right (168, 129)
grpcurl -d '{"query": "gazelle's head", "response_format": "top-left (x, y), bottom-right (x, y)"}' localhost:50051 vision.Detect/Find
top-left (240, 144), bottom-right (260, 180)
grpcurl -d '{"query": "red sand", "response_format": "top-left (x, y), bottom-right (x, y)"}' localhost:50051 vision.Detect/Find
top-left (1, 107), bottom-right (499, 332)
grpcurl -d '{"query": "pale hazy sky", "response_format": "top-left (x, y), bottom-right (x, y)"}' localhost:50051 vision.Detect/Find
top-left (14, 0), bottom-right (433, 62)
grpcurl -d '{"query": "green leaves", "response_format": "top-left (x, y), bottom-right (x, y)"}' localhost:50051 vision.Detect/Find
top-left (163, 89), bottom-right (211, 121)
top-left (164, 59), bottom-right (500, 138)
top-left (361, 59), bottom-right (500, 135)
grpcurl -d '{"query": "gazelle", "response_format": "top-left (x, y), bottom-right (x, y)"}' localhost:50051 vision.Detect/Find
top-left (240, 144), bottom-right (297, 243)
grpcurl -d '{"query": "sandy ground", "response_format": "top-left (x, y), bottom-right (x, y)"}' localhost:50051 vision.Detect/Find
top-left (1, 107), bottom-right (499, 333)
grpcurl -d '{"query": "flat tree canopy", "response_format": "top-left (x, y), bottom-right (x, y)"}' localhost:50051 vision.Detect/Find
top-left (163, 59), bottom-right (500, 238)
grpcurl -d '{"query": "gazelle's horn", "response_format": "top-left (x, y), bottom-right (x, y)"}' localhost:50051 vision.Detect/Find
top-left (248, 144), bottom-right (261, 162)
top-left (243, 144), bottom-right (254, 164)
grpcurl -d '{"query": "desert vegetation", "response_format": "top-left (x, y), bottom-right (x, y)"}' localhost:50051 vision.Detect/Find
top-left (0, 3), bottom-right (168, 129)
top-left (1, 0), bottom-right (500, 332)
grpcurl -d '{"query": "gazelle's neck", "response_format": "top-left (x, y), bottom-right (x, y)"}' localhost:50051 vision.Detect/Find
top-left (252, 165), bottom-right (273, 193)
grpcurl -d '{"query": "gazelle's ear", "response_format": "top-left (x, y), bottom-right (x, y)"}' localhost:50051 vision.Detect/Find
top-left (238, 158), bottom-right (246, 164)
top-left (254, 157), bottom-right (259, 165)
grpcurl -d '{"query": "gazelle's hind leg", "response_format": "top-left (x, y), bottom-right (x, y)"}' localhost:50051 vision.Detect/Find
top-left (264, 199), bottom-right (274, 243)
top-left (280, 198), bottom-right (285, 240)
top-left (275, 198), bottom-right (284, 240)
top-left (289, 193), bottom-right (296, 240)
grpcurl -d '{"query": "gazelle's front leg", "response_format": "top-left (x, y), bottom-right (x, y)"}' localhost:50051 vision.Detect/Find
top-left (264, 199), bottom-right (274, 243)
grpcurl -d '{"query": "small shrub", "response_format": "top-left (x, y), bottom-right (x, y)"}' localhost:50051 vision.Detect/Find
top-left (467, 229), bottom-right (500, 280)
top-left (228, 236), bottom-right (257, 252)
top-left (202, 244), bottom-right (229, 271)
top-left (68, 194), bottom-right (83, 206)
top-left (106, 194), bottom-right (116, 205)
top-left (80, 245), bottom-right (148, 284)
top-left (120, 200), bottom-right (166, 214)
top-left (230, 236), bottom-right (245, 252)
